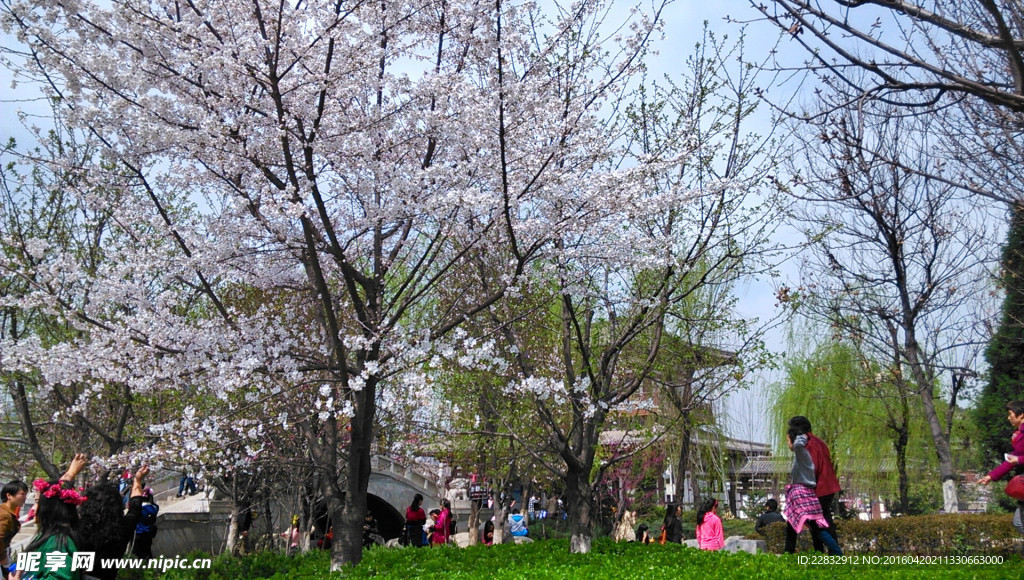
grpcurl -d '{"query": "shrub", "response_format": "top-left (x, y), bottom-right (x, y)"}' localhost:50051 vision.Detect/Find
top-left (757, 513), bottom-right (1022, 556)
top-left (158, 549), bottom-right (327, 580)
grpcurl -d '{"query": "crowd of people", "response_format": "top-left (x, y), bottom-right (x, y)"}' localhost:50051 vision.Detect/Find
top-left (6, 401), bottom-right (1021, 574)
top-left (649, 414), bottom-right (841, 553)
top-left (275, 402), bottom-right (1024, 556)
top-left (257, 402), bottom-right (1024, 556)
top-left (400, 494), bottom-right (544, 548)
top-left (0, 454), bottom-right (160, 580)
top-left (646, 403), bottom-right (1024, 554)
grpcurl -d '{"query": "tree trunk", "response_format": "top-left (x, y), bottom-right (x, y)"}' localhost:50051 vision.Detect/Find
top-left (332, 467), bottom-right (368, 568)
top-left (894, 426), bottom-right (909, 514)
top-left (299, 482), bottom-right (313, 552)
top-left (226, 502), bottom-right (240, 555)
top-left (467, 498), bottom-right (479, 546)
top-left (727, 472), bottom-right (737, 517)
top-left (262, 497), bottom-right (273, 543)
top-left (675, 418), bottom-right (692, 507)
top-left (326, 469), bottom-right (366, 569)
top-left (690, 470), bottom-right (702, 510)
top-left (615, 475), bottom-right (628, 524)
top-left (565, 468), bottom-right (593, 554)
top-left (331, 380), bottom-right (376, 568)
top-left (522, 481), bottom-right (533, 526)
top-left (493, 501), bottom-right (508, 545)
top-left (9, 377), bottom-right (60, 479)
top-left (906, 345), bottom-right (959, 512)
top-left (472, 386), bottom-right (497, 547)
top-left (225, 478), bottom-right (240, 555)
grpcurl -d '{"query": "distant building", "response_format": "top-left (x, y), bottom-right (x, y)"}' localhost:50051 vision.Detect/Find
top-left (598, 428), bottom-right (772, 513)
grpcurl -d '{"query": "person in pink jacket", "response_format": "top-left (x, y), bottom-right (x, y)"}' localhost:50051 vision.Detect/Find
top-left (695, 497), bottom-right (724, 550)
top-left (430, 500), bottom-right (452, 546)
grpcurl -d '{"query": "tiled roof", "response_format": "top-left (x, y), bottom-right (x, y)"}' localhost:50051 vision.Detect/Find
top-left (734, 457), bottom-right (896, 476)
top-left (599, 429), bottom-right (771, 455)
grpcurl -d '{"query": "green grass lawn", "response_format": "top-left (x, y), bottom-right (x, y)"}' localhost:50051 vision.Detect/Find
top-left (152, 538), bottom-right (1021, 580)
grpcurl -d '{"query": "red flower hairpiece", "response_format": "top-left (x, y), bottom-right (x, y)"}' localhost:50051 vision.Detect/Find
top-left (32, 479), bottom-right (86, 506)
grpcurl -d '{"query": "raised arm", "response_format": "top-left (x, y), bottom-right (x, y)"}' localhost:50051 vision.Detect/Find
top-left (59, 453), bottom-right (89, 483)
top-left (131, 466), bottom-right (150, 498)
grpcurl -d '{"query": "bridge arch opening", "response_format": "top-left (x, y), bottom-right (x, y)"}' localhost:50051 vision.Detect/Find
top-left (368, 494), bottom-right (404, 541)
top-left (308, 494), bottom-right (405, 544)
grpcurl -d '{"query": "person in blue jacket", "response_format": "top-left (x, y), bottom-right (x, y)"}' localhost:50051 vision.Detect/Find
top-left (132, 490), bottom-right (159, 560)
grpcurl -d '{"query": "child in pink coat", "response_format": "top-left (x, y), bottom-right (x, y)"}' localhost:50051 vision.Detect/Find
top-left (695, 497), bottom-right (724, 550)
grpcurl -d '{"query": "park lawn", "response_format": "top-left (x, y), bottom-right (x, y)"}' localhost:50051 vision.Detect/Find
top-left (155, 538), bottom-right (1021, 580)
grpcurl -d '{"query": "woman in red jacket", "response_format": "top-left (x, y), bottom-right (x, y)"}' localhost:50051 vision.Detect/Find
top-left (976, 401), bottom-right (1024, 535)
top-left (405, 494), bottom-right (427, 547)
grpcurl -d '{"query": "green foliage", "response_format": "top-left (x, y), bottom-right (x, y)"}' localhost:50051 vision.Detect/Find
top-left (977, 203), bottom-right (1024, 466)
top-left (153, 537), bottom-right (1020, 579)
top-left (154, 549), bottom-right (326, 580)
top-left (770, 338), bottom-right (938, 508)
top-left (904, 477), bottom-right (944, 516)
top-left (759, 513), bottom-right (1021, 557)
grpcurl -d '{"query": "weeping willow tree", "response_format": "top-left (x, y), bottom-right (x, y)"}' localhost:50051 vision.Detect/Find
top-left (770, 338), bottom-right (937, 514)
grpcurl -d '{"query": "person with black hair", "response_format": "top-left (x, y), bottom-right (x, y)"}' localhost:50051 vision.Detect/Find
top-left (695, 498), bottom-right (723, 550)
top-left (12, 454), bottom-right (89, 580)
top-left (635, 523), bottom-right (652, 544)
top-left (754, 498), bottom-right (785, 536)
top-left (362, 511), bottom-right (381, 548)
top-left (481, 519), bottom-right (495, 545)
top-left (783, 425), bottom-right (842, 555)
top-left (660, 503), bottom-right (682, 544)
top-left (14, 483), bottom-right (83, 580)
top-left (431, 500), bottom-right (453, 545)
top-left (506, 499), bottom-right (527, 539)
top-left (0, 480), bottom-right (28, 578)
top-left (77, 466), bottom-right (150, 579)
top-left (788, 415), bottom-right (841, 552)
top-left (425, 508), bottom-right (440, 544)
top-left (132, 489), bottom-right (159, 560)
top-left (405, 494), bottom-right (427, 547)
top-left (976, 400), bottom-right (1024, 536)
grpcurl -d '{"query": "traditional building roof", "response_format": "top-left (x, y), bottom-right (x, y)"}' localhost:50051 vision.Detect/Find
top-left (733, 456), bottom-right (896, 476)
top-left (598, 428), bottom-right (770, 457)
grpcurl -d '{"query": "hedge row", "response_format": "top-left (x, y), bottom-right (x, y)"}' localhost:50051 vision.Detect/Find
top-left (758, 513), bottom-right (1023, 556)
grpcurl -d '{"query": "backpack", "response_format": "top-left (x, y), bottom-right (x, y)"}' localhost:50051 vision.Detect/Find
top-left (139, 503), bottom-right (159, 531)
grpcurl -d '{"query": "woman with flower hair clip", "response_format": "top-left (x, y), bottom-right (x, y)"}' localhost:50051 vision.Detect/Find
top-left (11, 454), bottom-right (88, 580)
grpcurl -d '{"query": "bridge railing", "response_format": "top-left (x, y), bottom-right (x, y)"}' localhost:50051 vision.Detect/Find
top-left (371, 455), bottom-right (441, 498)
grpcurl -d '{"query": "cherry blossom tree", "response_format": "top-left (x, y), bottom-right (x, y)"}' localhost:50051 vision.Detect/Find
top-left (459, 31), bottom-right (784, 552)
top-left (0, 121), bottom-right (187, 477)
top-left (0, 0), bottom-right (670, 567)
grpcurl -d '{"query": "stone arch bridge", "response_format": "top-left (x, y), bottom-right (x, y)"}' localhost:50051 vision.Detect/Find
top-left (366, 455), bottom-right (443, 541)
top-left (9, 456), bottom-right (445, 555)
